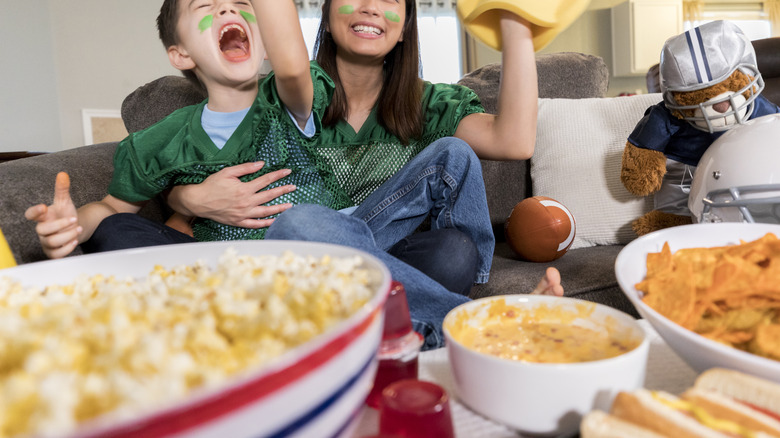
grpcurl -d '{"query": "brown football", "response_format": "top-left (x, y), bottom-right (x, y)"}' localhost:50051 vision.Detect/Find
top-left (504, 196), bottom-right (576, 262)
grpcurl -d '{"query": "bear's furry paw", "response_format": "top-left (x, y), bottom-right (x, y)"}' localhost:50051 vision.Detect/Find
top-left (631, 210), bottom-right (693, 236)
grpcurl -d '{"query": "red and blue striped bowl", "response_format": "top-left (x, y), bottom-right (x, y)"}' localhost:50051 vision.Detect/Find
top-left (2, 240), bottom-right (391, 438)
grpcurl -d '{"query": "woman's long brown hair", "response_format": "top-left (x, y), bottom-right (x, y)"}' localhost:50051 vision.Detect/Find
top-left (314, 0), bottom-right (424, 144)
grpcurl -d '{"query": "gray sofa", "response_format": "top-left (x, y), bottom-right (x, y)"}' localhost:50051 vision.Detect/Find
top-left (0, 52), bottom-right (640, 317)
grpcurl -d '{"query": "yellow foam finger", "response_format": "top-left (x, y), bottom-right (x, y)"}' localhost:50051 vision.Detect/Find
top-left (0, 228), bottom-right (17, 270)
top-left (456, 0), bottom-right (591, 52)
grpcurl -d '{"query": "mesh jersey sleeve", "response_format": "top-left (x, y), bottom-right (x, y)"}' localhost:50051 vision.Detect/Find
top-left (257, 61), bottom-right (334, 138)
top-left (421, 82), bottom-right (485, 141)
top-left (108, 106), bottom-right (199, 203)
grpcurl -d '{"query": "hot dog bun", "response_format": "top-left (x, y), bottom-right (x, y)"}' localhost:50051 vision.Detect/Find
top-left (681, 388), bottom-right (780, 437)
top-left (580, 410), bottom-right (665, 438)
top-left (580, 368), bottom-right (780, 438)
top-left (693, 368), bottom-right (780, 422)
top-left (610, 389), bottom-right (735, 438)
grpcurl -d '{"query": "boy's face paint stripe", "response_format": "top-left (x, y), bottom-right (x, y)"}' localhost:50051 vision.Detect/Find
top-left (384, 11), bottom-right (400, 22)
top-left (338, 5), bottom-right (354, 14)
top-left (199, 14), bottom-right (213, 33)
top-left (240, 10), bottom-right (256, 23)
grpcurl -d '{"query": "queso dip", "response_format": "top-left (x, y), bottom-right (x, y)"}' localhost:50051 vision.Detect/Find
top-left (446, 300), bottom-right (641, 363)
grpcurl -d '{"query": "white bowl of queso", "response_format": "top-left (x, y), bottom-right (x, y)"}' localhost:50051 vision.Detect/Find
top-left (442, 295), bottom-right (649, 436)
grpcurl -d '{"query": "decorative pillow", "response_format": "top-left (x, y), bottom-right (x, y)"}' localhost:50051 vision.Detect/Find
top-left (531, 93), bottom-right (662, 249)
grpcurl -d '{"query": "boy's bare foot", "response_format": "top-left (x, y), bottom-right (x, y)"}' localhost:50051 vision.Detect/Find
top-left (531, 267), bottom-right (564, 296)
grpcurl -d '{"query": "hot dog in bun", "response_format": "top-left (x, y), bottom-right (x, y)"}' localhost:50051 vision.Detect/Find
top-left (580, 368), bottom-right (780, 437)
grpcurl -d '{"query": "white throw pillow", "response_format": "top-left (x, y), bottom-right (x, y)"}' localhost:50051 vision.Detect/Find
top-left (531, 94), bottom-right (662, 249)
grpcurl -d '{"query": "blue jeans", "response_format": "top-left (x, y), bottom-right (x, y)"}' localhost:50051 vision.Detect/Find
top-left (350, 136), bottom-right (494, 284)
top-left (388, 228), bottom-right (477, 296)
top-left (267, 137), bottom-right (494, 349)
top-left (82, 213), bottom-right (196, 253)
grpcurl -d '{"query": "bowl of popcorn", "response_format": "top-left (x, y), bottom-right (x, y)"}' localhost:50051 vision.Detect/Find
top-left (0, 240), bottom-right (391, 438)
top-left (442, 295), bottom-right (649, 436)
top-left (615, 222), bottom-right (780, 384)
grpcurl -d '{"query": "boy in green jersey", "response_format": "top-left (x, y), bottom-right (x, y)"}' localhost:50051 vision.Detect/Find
top-left (26, 0), bottom-right (350, 258)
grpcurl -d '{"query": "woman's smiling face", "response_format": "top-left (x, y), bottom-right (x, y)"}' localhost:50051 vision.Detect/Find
top-left (327, 0), bottom-right (406, 63)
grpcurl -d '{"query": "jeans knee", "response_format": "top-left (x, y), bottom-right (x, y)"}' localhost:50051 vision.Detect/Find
top-left (274, 204), bottom-right (327, 226)
top-left (434, 136), bottom-right (476, 155)
top-left (425, 137), bottom-right (481, 171)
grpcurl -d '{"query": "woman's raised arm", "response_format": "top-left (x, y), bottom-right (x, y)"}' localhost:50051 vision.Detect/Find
top-left (454, 12), bottom-right (538, 161)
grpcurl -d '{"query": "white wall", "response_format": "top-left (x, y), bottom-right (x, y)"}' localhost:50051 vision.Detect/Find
top-left (0, 1), bottom-right (180, 153)
top-left (0, 1), bottom-right (61, 153)
top-left (48, 1), bottom-right (180, 151)
top-left (471, 9), bottom-right (649, 97)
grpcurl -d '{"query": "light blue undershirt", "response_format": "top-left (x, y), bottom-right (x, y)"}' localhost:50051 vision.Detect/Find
top-left (201, 105), bottom-right (315, 149)
top-left (201, 105), bottom-right (353, 213)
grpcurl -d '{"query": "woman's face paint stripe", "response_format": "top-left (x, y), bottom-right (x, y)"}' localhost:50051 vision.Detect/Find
top-left (199, 14), bottom-right (214, 33)
top-left (384, 11), bottom-right (400, 22)
top-left (338, 5), bottom-right (354, 14)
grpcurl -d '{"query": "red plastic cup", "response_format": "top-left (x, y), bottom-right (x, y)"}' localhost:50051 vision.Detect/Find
top-left (378, 379), bottom-right (455, 438)
top-left (365, 281), bottom-right (423, 408)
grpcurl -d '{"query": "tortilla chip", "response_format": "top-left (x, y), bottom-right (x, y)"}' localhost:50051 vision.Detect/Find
top-left (749, 323), bottom-right (780, 360)
top-left (639, 233), bottom-right (780, 363)
top-left (641, 262), bottom-right (696, 328)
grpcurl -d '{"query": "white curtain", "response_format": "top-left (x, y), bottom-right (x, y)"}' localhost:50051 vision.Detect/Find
top-left (294, 0), bottom-right (458, 15)
top-left (765, 0), bottom-right (780, 35)
top-left (416, 1), bottom-right (461, 83)
top-left (683, 0), bottom-right (705, 22)
top-left (418, 0), bottom-right (458, 14)
top-left (294, 1), bottom-right (324, 18)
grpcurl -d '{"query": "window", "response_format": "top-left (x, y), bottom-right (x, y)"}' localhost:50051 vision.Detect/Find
top-left (685, 1), bottom-right (773, 39)
top-left (418, 1), bottom-right (463, 84)
top-left (686, 18), bottom-right (771, 40)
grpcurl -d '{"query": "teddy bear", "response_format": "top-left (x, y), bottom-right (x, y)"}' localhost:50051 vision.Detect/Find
top-left (620, 20), bottom-right (780, 236)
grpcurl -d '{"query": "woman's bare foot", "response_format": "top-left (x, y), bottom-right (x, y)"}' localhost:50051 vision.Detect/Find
top-left (531, 267), bottom-right (564, 296)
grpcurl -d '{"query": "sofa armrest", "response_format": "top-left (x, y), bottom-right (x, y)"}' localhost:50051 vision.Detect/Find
top-left (458, 52), bottom-right (610, 113)
top-left (0, 143), bottom-right (170, 265)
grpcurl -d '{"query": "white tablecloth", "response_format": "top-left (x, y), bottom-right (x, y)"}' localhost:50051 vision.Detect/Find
top-left (353, 319), bottom-right (699, 437)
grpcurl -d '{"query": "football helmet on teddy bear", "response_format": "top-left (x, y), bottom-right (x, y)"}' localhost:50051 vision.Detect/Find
top-left (660, 20), bottom-right (764, 133)
top-left (620, 20), bottom-right (779, 237)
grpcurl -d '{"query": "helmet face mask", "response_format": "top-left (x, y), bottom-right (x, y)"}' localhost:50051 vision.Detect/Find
top-left (659, 20), bottom-right (764, 133)
top-left (699, 184), bottom-right (780, 224)
top-left (666, 67), bottom-right (764, 133)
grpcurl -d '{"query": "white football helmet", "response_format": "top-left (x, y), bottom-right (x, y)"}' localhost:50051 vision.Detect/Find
top-left (660, 20), bottom-right (764, 133)
top-left (689, 113), bottom-right (780, 224)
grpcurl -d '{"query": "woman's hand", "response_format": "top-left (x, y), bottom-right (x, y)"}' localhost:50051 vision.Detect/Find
top-left (167, 161), bottom-right (296, 228)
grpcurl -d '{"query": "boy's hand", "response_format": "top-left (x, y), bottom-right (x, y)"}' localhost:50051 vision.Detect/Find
top-left (168, 162), bottom-right (296, 228)
top-left (24, 172), bottom-right (82, 259)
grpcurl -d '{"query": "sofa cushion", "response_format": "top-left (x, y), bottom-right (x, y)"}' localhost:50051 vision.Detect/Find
top-left (471, 242), bottom-right (639, 318)
top-left (0, 143), bottom-right (169, 265)
top-left (458, 52), bottom-right (610, 110)
top-left (121, 76), bottom-right (207, 133)
top-left (531, 94), bottom-right (661, 249)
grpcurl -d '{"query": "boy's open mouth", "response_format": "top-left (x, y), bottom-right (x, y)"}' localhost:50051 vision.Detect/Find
top-left (219, 23), bottom-right (250, 62)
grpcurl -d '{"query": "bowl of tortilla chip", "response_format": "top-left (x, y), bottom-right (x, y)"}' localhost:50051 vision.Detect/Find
top-left (615, 223), bottom-right (780, 383)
